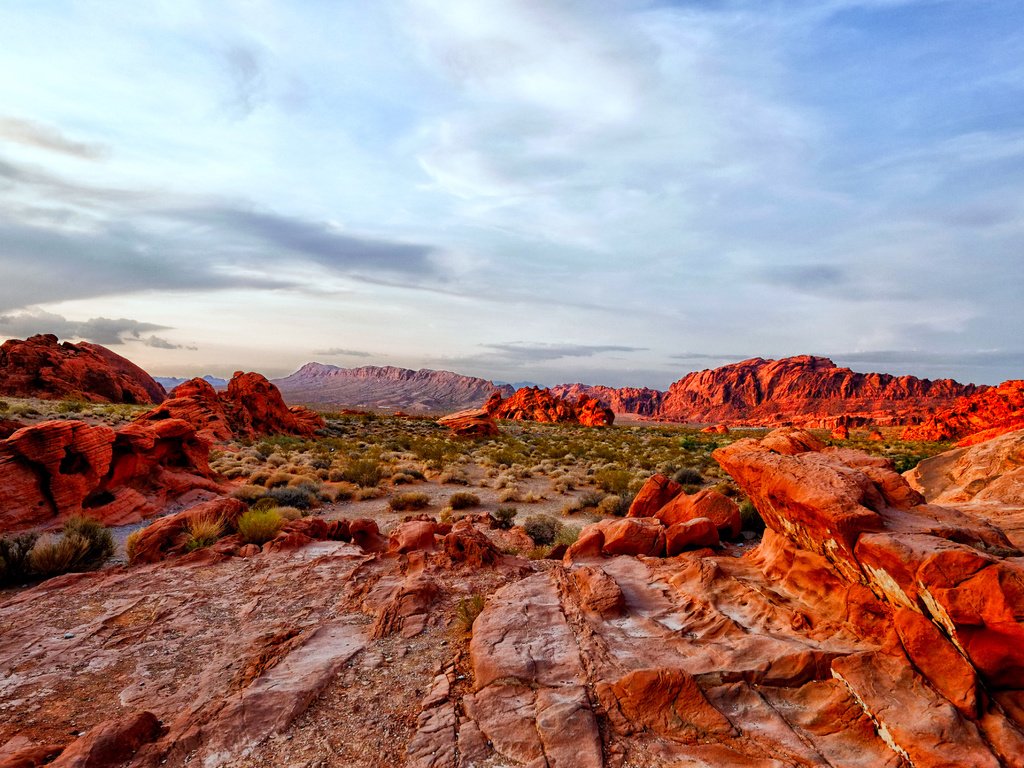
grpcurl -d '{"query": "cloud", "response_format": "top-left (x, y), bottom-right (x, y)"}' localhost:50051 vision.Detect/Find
top-left (480, 342), bottom-right (647, 363)
top-left (223, 45), bottom-right (268, 117)
top-left (833, 349), bottom-right (1024, 370)
top-left (143, 335), bottom-right (195, 350)
top-left (668, 352), bottom-right (755, 363)
top-left (313, 347), bottom-right (373, 357)
top-left (0, 310), bottom-right (168, 345)
top-left (0, 117), bottom-right (108, 159)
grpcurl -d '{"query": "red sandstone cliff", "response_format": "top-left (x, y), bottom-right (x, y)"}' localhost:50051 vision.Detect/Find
top-left (549, 383), bottom-right (664, 416)
top-left (484, 387), bottom-right (614, 426)
top-left (0, 334), bottom-right (166, 404)
top-left (901, 379), bottom-right (1024, 446)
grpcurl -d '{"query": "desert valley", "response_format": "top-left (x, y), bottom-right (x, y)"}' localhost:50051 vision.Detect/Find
top-left (0, 333), bottom-right (1023, 767)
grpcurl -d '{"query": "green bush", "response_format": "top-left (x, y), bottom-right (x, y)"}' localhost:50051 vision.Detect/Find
top-left (494, 506), bottom-right (517, 530)
top-left (0, 532), bottom-right (39, 585)
top-left (456, 594), bottom-right (485, 633)
top-left (28, 534), bottom-right (91, 576)
top-left (597, 494), bottom-right (627, 516)
top-left (555, 524), bottom-right (581, 547)
top-left (389, 492), bottom-right (431, 511)
top-left (61, 516), bottom-right (114, 566)
top-left (236, 508), bottom-right (284, 545)
top-left (524, 515), bottom-right (560, 545)
top-left (184, 515), bottom-right (225, 552)
top-left (56, 399), bottom-right (86, 414)
top-left (673, 467), bottom-right (705, 486)
top-left (593, 468), bottom-right (632, 495)
top-left (341, 458), bottom-right (384, 487)
top-left (267, 485), bottom-right (318, 510)
top-left (449, 492), bottom-right (480, 510)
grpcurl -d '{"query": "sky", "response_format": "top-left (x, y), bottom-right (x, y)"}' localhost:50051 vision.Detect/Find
top-left (0, 0), bottom-right (1022, 389)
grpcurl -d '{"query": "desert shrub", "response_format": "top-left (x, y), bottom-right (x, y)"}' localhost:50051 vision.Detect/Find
top-left (527, 545), bottom-right (551, 560)
top-left (449, 492), bottom-right (480, 510)
top-left (266, 485), bottom-right (318, 510)
top-left (739, 499), bottom-right (765, 534)
top-left (248, 469), bottom-right (271, 486)
top-left (62, 516), bottom-right (114, 565)
top-left (456, 593), bottom-right (486, 633)
top-left (236, 508), bottom-right (284, 545)
top-left (184, 515), bottom-right (225, 552)
top-left (28, 534), bottom-right (91, 577)
top-left (438, 470), bottom-right (469, 485)
top-left (56, 399), bottom-right (86, 414)
top-left (0, 400), bottom-right (8, 412)
top-left (391, 472), bottom-right (416, 485)
top-left (251, 497), bottom-right (278, 512)
top-left (264, 471), bottom-right (294, 488)
top-left (0, 532), bottom-right (39, 585)
top-left (275, 506), bottom-right (303, 521)
top-left (355, 486), bottom-right (386, 501)
top-left (713, 481), bottom-right (739, 498)
top-left (593, 466), bottom-right (630, 495)
top-left (597, 494), bottom-right (627, 516)
top-left (498, 487), bottom-right (520, 503)
top-left (124, 529), bottom-right (143, 565)
top-left (265, 452), bottom-right (287, 467)
top-left (578, 490), bottom-right (606, 508)
top-left (310, 456), bottom-right (331, 470)
top-left (494, 506), bottom-right (517, 530)
top-left (555, 524), bottom-right (581, 547)
top-left (673, 467), bottom-right (705, 486)
top-left (389, 492), bottom-right (431, 511)
top-left (523, 515), bottom-right (560, 545)
top-left (231, 484), bottom-right (268, 504)
top-left (341, 458), bottom-right (384, 487)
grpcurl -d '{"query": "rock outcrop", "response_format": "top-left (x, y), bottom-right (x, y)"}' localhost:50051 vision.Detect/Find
top-left (484, 387), bottom-right (614, 426)
top-left (136, 373), bottom-right (324, 441)
top-left (0, 418), bottom-right (222, 532)
top-left (657, 355), bottom-right (978, 427)
top-left (549, 383), bottom-right (664, 416)
top-left (0, 334), bottom-right (166, 404)
top-left (273, 362), bottom-right (514, 414)
top-left (436, 408), bottom-right (499, 437)
top-left (902, 379), bottom-right (1024, 446)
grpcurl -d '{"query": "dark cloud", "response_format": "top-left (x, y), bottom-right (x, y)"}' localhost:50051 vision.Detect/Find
top-left (313, 347), bottom-right (373, 357)
top-left (0, 117), bottom-right (108, 159)
top-left (757, 263), bottom-right (846, 291)
top-left (175, 206), bottom-right (438, 276)
top-left (224, 45), bottom-right (268, 117)
top-left (481, 342), bottom-right (647, 363)
top-left (0, 310), bottom-right (168, 345)
top-left (143, 335), bottom-right (195, 350)
top-left (832, 349), bottom-right (1024, 370)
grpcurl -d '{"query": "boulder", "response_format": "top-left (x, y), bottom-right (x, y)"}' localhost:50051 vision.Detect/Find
top-left (665, 517), bottom-right (719, 555)
top-left (0, 334), bottom-right (166, 404)
top-left (443, 519), bottom-right (500, 567)
top-left (388, 521), bottom-right (439, 554)
top-left (600, 517), bottom-right (666, 557)
top-left (627, 473), bottom-right (682, 518)
top-left (436, 408), bottom-right (499, 437)
top-left (129, 498), bottom-right (247, 564)
top-left (50, 711), bottom-right (163, 768)
top-left (656, 488), bottom-right (741, 539)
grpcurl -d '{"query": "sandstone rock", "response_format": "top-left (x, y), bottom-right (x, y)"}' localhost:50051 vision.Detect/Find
top-left (443, 519), bottom-right (500, 567)
top-left (564, 526), bottom-right (605, 563)
top-left (435, 408), bottom-right (499, 437)
top-left (0, 334), bottom-right (166, 404)
top-left (600, 517), bottom-right (666, 557)
top-left (136, 372), bottom-right (324, 441)
top-left (0, 419), bottom-right (222, 533)
top-left (549, 383), bottom-right (664, 416)
top-left (665, 517), bottom-right (720, 555)
top-left (349, 518), bottom-right (386, 553)
top-left (627, 473), bottom-right (682, 518)
top-left (484, 386), bottom-right (614, 426)
top-left (388, 521), bottom-right (438, 554)
top-left (50, 711), bottom-right (162, 768)
top-left (894, 608), bottom-right (979, 718)
top-left (658, 355), bottom-right (976, 428)
top-left (903, 379), bottom-right (1024, 445)
top-left (130, 498), bottom-right (247, 564)
top-left (569, 565), bottom-right (626, 617)
top-left (831, 424), bottom-right (850, 440)
top-left (656, 489), bottom-right (741, 539)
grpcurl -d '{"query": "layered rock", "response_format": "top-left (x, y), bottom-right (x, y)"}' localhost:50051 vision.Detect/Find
top-left (136, 373), bottom-right (324, 441)
top-left (658, 355), bottom-right (977, 427)
top-left (435, 408), bottom-right (499, 437)
top-left (273, 362), bottom-right (513, 413)
top-left (0, 334), bottom-right (166, 404)
top-left (0, 418), bottom-right (222, 532)
top-left (902, 379), bottom-right (1024, 446)
top-left (549, 383), bottom-right (664, 416)
top-left (484, 387), bottom-right (614, 426)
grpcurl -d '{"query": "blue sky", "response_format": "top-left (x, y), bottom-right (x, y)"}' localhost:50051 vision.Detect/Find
top-left (0, 0), bottom-right (1021, 387)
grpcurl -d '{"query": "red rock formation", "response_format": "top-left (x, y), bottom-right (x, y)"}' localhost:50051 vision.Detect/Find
top-left (658, 355), bottom-right (978, 427)
top-left (902, 379), bottom-right (1024, 445)
top-left (549, 383), bottom-right (664, 416)
top-left (484, 387), bottom-right (614, 426)
top-left (0, 419), bottom-right (222, 533)
top-left (435, 408), bottom-right (499, 437)
top-left (136, 372), bottom-right (324, 441)
top-left (627, 473), bottom-right (682, 518)
top-left (0, 334), bottom-right (166, 404)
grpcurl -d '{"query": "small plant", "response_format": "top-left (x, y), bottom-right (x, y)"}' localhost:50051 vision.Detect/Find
top-left (236, 508), bottom-right (284, 545)
top-left (0, 532), bottom-right (40, 585)
top-left (0, 400), bottom-right (9, 412)
top-left (184, 515), bottom-right (225, 552)
top-left (355, 486), bottom-right (386, 501)
top-left (389, 492), bottom-right (431, 511)
top-left (267, 485), bottom-right (318, 510)
top-left (523, 515), bottom-right (560, 545)
top-left (125, 529), bottom-right (143, 565)
top-left (597, 494), bottom-right (626, 516)
top-left (555, 524), bottom-right (581, 547)
top-left (61, 516), bottom-right (114, 566)
top-left (275, 506), bottom-right (303, 521)
top-left (593, 468), bottom-right (632, 495)
top-left (673, 467), bottom-right (705, 486)
top-left (28, 534), bottom-right (91, 576)
top-left (494, 506), bottom-right (517, 529)
top-left (232, 484), bottom-right (269, 503)
top-left (456, 594), bottom-right (486, 632)
top-left (56, 399), bottom-right (86, 414)
top-left (739, 499), bottom-right (765, 534)
top-left (341, 458), bottom-right (384, 487)
top-left (449, 492), bottom-right (480, 510)
top-left (577, 490), bottom-right (605, 508)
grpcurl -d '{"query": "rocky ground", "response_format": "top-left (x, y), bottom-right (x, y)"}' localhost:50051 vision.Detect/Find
top-left (2, 408), bottom-right (1019, 767)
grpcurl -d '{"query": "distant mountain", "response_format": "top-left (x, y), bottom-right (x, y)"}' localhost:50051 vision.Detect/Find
top-left (153, 374), bottom-right (228, 392)
top-left (553, 355), bottom-right (979, 428)
top-left (493, 380), bottom-right (543, 390)
top-left (273, 363), bottom-right (513, 413)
